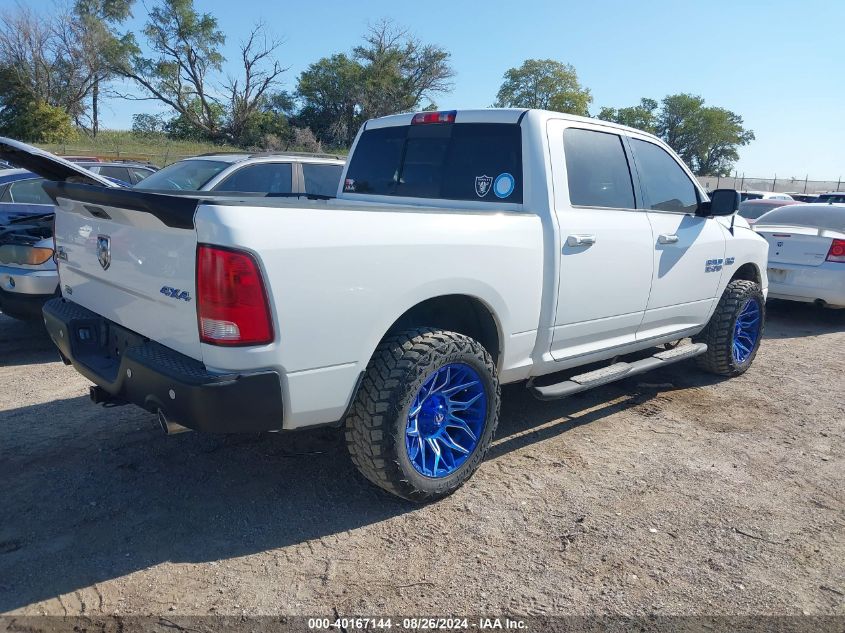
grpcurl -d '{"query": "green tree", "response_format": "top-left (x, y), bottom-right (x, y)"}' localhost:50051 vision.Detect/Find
top-left (597, 98), bottom-right (658, 134)
top-left (296, 54), bottom-right (364, 147)
top-left (112, 0), bottom-right (226, 139)
top-left (113, 1), bottom-right (285, 144)
top-left (596, 94), bottom-right (754, 176)
top-left (657, 94), bottom-right (754, 176)
top-left (131, 112), bottom-right (167, 137)
top-left (0, 5), bottom-right (94, 132)
top-left (494, 59), bottom-right (592, 116)
top-left (354, 19), bottom-right (453, 119)
top-left (295, 20), bottom-right (453, 147)
top-left (0, 99), bottom-right (77, 142)
top-left (70, 0), bottom-right (135, 136)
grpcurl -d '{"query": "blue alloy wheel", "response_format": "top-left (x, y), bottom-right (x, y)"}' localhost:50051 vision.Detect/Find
top-left (732, 298), bottom-right (761, 363)
top-left (405, 363), bottom-right (487, 478)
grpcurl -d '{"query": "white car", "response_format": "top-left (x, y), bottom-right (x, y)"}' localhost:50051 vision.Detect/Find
top-left (134, 152), bottom-right (345, 197)
top-left (3, 109), bottom-right (769, 501)
top-left (754, 203), bottom-right (845, 307)
top-left (741, 190), bottom-right (795, 201)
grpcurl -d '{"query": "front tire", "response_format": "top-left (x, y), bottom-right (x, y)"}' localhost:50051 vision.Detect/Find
top-left (694, 279), bottom-right (765, 376)
top-left (344, 328), bottom-right (500, 502)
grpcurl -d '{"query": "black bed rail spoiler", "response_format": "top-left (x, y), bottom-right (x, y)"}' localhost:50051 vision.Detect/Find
top-left (42, 182), bottom-right (335, 230)
top-left (43, 181), bottom-right (201, 229)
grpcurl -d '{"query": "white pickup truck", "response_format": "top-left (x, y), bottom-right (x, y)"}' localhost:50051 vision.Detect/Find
top-left (2, 109), bottom-right (768, 501)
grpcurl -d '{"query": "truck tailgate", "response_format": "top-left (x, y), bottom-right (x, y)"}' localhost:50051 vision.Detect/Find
top-left (46, 183), bottom-right (203, 361)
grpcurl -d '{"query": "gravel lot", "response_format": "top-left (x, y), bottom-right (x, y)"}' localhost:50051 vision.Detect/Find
top-left (1, 301), bottom-right (843, 618)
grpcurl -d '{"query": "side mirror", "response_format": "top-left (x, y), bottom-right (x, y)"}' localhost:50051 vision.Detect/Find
top-left (698, 189), bottom-right (740, 217)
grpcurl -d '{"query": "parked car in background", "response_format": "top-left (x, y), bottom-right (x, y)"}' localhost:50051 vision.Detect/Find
top-left (0, 169), bottom-right (57, 224)
top-left (134, 152), bottom-right (345, 197)
top-left (0, 143), bottom-right (343, 321)
top-left (0, 162), bottom-right (152, 224)
top-left (754, 203), bottom-right (845, 308)
top-left (816, 192), bottom-right (845, 204)
top-left (737, 198), bottom-right (801, 225)
top-left (61, 156), bottom-right (102, 163)
top-left (79, 161), bottom-right (158, 185)
top-left (787, 193), bottom-right (819, 203)
top-left (0, 145), bottom-right (118, 320)
top-left (740, 190), bottom-right (794, 202)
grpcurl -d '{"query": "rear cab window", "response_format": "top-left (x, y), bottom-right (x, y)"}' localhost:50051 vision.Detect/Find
top-left (303, 163), bottom-right (343, 197)
top-left (344, 122), bottom-right (523, 203)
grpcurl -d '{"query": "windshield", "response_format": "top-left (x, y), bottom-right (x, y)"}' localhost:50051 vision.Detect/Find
top-left (134, 159), bottom-right (229, 191)
top-left (756, 204), bottom-right (845, 232)
top-left (344, 123), bottom-right (523, 203)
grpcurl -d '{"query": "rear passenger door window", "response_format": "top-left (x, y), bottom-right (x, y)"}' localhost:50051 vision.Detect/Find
top-left (97, 166), bottom-right (131, 183)
top-left (629, 139), bottom-right (698, 213)
top-left (303, 163), bottom-right (343, 197)
top-left (215, 163), bottom-right (292, 194)
top-left (563, 128), bottom-right (636, 209)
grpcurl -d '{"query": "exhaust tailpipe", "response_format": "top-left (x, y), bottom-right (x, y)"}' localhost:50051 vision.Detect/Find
top-left (157, 409), bottom-right (191, 435)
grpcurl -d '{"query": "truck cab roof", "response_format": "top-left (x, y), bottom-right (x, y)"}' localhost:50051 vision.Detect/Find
top-left (366, 108), bottom-right (664, 142)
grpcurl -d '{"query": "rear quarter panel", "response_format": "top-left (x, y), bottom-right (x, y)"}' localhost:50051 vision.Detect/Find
top-left (195, 202), bottom-right (544, 428)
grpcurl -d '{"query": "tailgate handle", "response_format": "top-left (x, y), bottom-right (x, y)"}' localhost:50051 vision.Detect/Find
top-left (84, 204), bottom-right (112, 220)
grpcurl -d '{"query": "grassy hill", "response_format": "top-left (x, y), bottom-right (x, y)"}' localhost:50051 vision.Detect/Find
top-left (35, 131), bottom-right (250, 166)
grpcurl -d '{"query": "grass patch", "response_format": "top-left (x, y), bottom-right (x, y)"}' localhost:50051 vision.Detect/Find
top-left (35, 130), bottom-right (244, 166)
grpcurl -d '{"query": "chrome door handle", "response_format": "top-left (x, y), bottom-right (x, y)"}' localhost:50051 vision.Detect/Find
top-left (658, 233), bottom-right (679, 244)
top-left (566, 234), bottom-right (597, 247)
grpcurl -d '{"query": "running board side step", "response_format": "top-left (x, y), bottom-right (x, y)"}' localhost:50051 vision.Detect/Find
top-left (529, 343), bottom-right (708, 401)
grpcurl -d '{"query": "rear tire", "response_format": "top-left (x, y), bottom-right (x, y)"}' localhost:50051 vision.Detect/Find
top-left (344, 327), bottom-right (500, 502)
top-left (694, 279), bottom-right (765, 376)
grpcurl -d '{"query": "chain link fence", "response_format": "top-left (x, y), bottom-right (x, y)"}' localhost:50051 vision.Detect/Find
top-left (697, 174), bottom-right (843, 194)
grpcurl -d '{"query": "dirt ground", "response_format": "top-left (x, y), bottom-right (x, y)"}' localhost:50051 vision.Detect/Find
top-left (1, 300), bottom-right (843, 618)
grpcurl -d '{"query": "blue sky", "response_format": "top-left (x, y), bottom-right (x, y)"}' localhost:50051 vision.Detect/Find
top-left (27, 0), bottom-right (845, 178)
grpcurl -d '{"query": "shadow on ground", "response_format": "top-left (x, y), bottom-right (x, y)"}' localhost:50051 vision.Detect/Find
top-left (0, 315), bottom-right (56, 368)
top-left (763, 299), bottom-right (845, 340)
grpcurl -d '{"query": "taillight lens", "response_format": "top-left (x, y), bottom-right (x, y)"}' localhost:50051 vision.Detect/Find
top-left (196, 245), bottom-right (273, 346)
top-left (0, 245), bottom-right (54, 265)
top-left (411, 110), bottom-right (456, 125)
top-left (826, 238), bottom-right (845, 263)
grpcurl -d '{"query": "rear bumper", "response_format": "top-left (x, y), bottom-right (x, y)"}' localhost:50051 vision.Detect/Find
top-left (42, 298), bottom-right (285, 432)
top-left (767, 264), bottom-right (845, 307)
top-left (0, 265), bottom-right (58, 319)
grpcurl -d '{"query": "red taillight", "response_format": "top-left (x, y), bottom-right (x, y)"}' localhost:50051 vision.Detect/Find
top-left (411, 110), bottom-right (456, 125)
top-left (826, 238), bottom-right (845, 263)
top-left (196, 245), bottom-right (273, 346)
